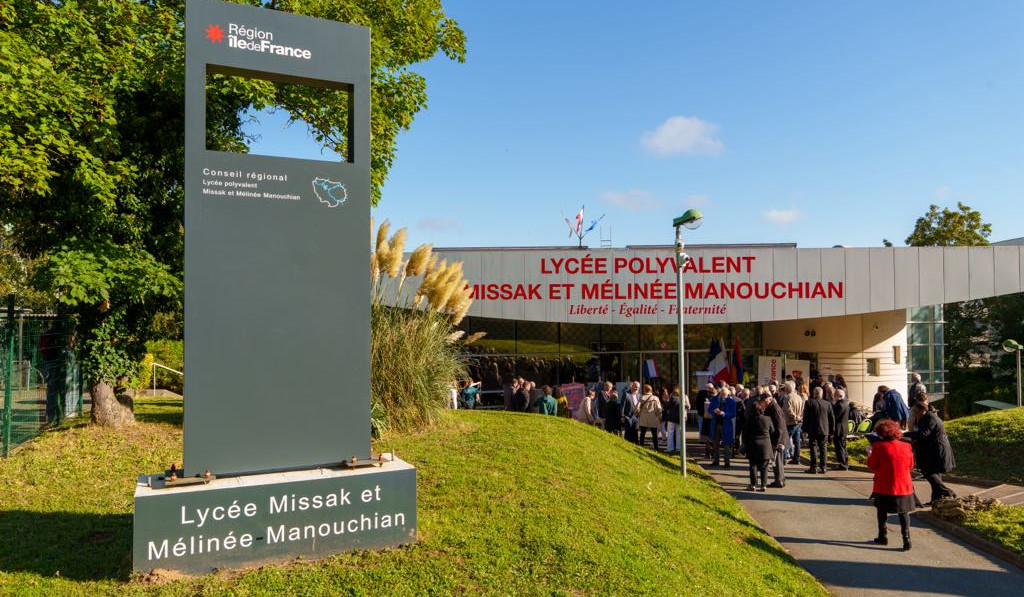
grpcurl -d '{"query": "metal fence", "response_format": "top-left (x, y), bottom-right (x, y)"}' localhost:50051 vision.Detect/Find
top-left (1, 297), bottom-right (82, 456)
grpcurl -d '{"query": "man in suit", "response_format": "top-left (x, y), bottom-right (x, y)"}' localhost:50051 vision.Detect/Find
top-left (803, 386), bottom-right (835, 474)
top-left (831, 388), bottom-right (851, 470)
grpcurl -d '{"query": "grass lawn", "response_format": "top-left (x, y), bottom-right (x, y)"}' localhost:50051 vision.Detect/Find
top-left (0, 398), bottom-right (827, 596)
top-left (961, 504), bottom-right (1024, 557)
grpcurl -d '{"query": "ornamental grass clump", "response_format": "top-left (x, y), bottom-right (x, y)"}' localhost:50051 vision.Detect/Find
top-left (369, 220), bottom-right (483, 436)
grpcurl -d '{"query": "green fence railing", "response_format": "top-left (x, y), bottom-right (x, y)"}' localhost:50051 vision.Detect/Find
top-left (1, 296), bottom-right (82, 457)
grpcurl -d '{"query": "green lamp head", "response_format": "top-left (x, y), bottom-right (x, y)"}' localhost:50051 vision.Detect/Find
top-left (1003, 339), bottom-right (1023, 353)
top-left (673, 208), bottom-right (704, 230)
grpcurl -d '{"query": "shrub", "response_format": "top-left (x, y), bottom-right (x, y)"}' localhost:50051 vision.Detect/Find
top-left (369, 220), bottom-right (478, 436)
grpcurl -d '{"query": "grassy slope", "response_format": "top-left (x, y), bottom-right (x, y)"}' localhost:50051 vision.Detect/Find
top-left (0, 400), bottom-right (826, 596)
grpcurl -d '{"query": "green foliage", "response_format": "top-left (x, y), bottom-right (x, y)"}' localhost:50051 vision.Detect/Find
top-left (132, 353), bottom-right (155, 391)
top-left (0, 0), bottom-right (465, 394)
top-left (904, 202), bottom-right (992, 247)
top-left (961, 504), bottom-right (1024, 557)
top-left (370, 304), bottom-right (464, 436)
top-left (0, 405), bottom-right (827, 595)
top-left (147, 339), bottom-right (184, 393)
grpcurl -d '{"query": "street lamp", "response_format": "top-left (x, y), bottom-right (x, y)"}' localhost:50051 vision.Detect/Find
top-left (673, 208), bottom-right (703, 478)
top-left (1002, 339), bottom-right (1023, 408)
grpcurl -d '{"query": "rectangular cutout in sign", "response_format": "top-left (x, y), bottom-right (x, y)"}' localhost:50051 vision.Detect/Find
top-left (205, 68), bottom-right (353, 163)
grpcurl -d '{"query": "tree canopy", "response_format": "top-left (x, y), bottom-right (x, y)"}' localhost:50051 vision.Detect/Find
top-left (905, 202), bottom-right (992, 247)
top-left (0, 0), bottom-right (465, 422)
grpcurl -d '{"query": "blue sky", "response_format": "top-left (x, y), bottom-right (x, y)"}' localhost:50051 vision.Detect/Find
top-left (252, 0), bottom-right (1024, 249)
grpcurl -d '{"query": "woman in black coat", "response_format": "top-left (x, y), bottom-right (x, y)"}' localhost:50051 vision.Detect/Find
top-left (743, 399), bottom-right (775, 492)
top-left (905, 395), bottom-right (957, 503)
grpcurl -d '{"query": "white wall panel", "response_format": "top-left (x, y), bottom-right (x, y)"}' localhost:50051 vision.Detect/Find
top-left (820, 248), bottom-right (847, 317)
top-left (772, 249), bottom-right (798, 321)
top-left (893, 247), bottom-right (919, 309)
top-left (994, 246), bottom-right (1022, 296)
top-left (726, 247), bottom-right (753, 323)
top-left (918, 247), bottom-right (944, 306)
top-left (869, 248), bottom-right (895, 312)
top-left (702, 248), bottom-right (730, 324)
top-left (943, 247), bottom-right (970, 303)
top-left (969, 246), bottom-right (995, 300)
top-left (682, 249), bottom-right (706, 325)
top-left (797, 249), bottom-right (822, 319)
top-left (844, 249), bottom-right (871, 314)
top-left (749, 248), bottom-right (774, 322)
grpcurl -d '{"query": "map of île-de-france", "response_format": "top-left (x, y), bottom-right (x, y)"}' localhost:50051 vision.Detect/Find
top-left (311, 177), bottom-right (348, 207)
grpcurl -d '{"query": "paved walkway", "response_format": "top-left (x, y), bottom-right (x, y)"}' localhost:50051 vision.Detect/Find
top-left (698, 446), bottom-right (1024, 597)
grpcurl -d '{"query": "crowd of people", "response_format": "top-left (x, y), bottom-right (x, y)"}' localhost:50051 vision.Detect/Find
top-left (693, 371), bottom-right (957, 550)
top-left (455, 370), bottom-right (958, 551)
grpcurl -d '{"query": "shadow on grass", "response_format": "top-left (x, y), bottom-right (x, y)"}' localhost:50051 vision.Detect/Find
top-left (0, 510), bottom-right (132, 581)
top-left (135, 398), bottom-right (184, 427)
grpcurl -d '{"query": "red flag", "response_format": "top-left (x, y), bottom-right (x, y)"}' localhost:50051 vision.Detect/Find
top-left (731, 336), bottom-right (744, 383)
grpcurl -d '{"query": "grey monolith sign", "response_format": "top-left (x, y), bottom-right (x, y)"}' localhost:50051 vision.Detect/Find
top-left (133, 0), bottom-right (416, 574)
top-left (183, 0), bottom-right (370, 476)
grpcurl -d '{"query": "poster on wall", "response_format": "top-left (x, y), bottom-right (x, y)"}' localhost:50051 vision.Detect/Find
top-left (562, 383), bottom-right (586, 413)
top-left (757, 356), bottom-right (781, 386)
top-left (786, 359), bottom-right (810, 383)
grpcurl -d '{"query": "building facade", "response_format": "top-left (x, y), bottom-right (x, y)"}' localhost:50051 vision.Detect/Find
top-left (403, 244), bottom-right (1024, 407)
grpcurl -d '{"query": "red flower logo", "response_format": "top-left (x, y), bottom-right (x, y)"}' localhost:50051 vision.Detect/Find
top-left (205, 24), bottom-right (225, 44)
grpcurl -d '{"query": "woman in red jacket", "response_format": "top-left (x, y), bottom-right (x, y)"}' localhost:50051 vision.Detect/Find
top-left (866, 420), bottom-right (915, 550)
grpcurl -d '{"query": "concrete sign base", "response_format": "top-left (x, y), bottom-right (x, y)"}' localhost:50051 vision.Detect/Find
top-left (133, 456), bottom-right (417, 574)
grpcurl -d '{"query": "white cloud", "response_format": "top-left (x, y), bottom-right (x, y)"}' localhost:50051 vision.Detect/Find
top-left (761, 208), bottom-right (805, 225)
top-left (602, 189), bottom-right (662, 212)
top-left (685, 194), bottom-right (711, 207)
top-left (641, 116), bottom-right (724, 157)
top-left (417, 217), bottom-right (459, 232)
top-left (934, 186), bottom-right (954, 200)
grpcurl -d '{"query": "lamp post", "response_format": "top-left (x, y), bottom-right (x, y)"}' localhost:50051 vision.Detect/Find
top-left (673, 208), bottom-right (703, 477)
top-left (1003, 339), bottom-right (1023, 408)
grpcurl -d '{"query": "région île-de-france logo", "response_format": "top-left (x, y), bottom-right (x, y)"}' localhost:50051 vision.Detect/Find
top-left (205, 24), bottom-right (225, 44)
top-left (312, 178), bottom-right (347, 208)
top-left (203, 22), bottom-right (312, 60)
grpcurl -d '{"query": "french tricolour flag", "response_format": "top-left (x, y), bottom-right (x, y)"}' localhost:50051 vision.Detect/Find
top-left (706, 338), bottom-right (730, 384)
top-left (575, 206), bottom-right (584, 235)
top-left (644, 359), bottom-right (658, 380)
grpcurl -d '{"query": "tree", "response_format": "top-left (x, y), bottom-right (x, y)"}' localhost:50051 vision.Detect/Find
top-left (0, 1), bottom-right (465, 426)
top-left (904, 202), bottom-right (992, 247)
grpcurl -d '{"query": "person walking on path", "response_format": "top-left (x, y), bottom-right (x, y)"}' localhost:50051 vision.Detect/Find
top-left (905, 394), bottom-right (958, 504)
top-left (637, 384), bottom-right (663, 451)
top-left (832, 388), bottom-right (851, 470)
top-left (867, 420), bottom-right (915, 551)
top-left (743, 399), bottom-right (775, 492)
top-left (803, 386), bottom-right (834, 474)
top-left (709, 387), bottom-right (737, 467)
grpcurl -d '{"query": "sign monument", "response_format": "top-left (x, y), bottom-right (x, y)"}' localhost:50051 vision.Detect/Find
top-left (132, 0), bottom-right (417, 574)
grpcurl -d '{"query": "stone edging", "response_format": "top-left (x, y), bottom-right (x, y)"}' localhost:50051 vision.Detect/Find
top-left (915, 511), bottom-right (1024, 572)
